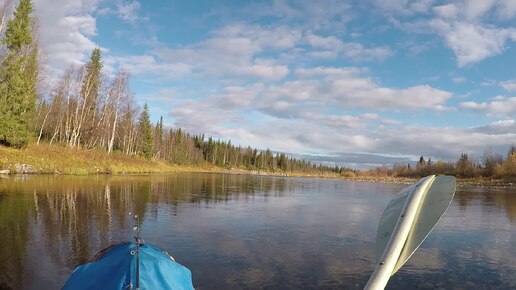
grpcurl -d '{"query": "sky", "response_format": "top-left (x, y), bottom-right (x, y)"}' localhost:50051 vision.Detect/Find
top-left (30, 0), bottom-right (516, 168)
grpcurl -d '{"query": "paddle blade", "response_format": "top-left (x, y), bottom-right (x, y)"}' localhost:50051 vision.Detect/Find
top-left (374, 183), bottom-right (414, 263)
top-left (392, 175), bottom-right (456, 273)
top-left (374, 176), bottom-right (456, 273)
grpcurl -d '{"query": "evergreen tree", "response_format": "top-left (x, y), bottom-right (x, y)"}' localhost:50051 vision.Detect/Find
top-left (137, 104), bottom-right (153, 159)
top-left (0, 0), bottom-right (37, 147)
top-left (82, 48), bottom-right (102, 107)
top-left (81, 48), bottom-right (103, 142)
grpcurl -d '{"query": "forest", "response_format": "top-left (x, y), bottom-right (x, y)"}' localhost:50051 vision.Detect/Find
top-left (365, 150), bottom-right (516, 179)
top-left (0, 0), bottom-right (515, 179)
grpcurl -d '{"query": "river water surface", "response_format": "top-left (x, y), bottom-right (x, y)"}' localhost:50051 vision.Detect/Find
top-left (0, 173), bottom-right (514, 289)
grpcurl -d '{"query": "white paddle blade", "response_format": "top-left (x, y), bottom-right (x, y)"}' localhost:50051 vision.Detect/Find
top-left (374, 176), bottom-right (456, 274)
top-left (366, 176), bottom-right (436, 290)
top-left (374, 183), bottom-right (414, 262)
top-left (392, 175), bottom-right (456, 273)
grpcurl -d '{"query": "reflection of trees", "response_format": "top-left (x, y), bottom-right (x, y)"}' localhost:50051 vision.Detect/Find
top-left (491, 192), bottom-right (516, 222)
top-left (0, 173), bottom-right (292, 288)
top-left (455, 189), bottom-right (516, 222)
top-left (0, 192), bottom-right (30, 289)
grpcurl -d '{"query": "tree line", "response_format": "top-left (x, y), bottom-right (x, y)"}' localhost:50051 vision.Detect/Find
top-left (368, 146), bottom-right (516, 179)
top-left (0, 0), bottom-right (351, 176)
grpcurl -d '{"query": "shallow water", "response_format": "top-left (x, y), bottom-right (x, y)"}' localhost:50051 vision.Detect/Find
top-left (0, 173), bottom-right (514, 289)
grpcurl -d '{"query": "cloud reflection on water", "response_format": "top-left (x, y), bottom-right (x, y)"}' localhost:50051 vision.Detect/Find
top-left (0, 174), bottom-right (514, 289)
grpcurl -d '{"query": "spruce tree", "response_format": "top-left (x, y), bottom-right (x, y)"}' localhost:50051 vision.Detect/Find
top-left (157, 116), bottom-right (163, 143)
top-left (137, 104), bottom-right (153, 159)
top-left (81, 48), bottom-right (103, 142)
top-left (0, 0), bottom-right (37, 147)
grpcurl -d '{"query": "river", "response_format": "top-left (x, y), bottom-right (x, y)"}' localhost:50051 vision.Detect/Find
top-left (0, 173), bottom-right (514, 289)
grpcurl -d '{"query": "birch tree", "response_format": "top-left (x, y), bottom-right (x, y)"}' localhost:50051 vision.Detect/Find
top-left (106, 70), bottom-right (129, 153)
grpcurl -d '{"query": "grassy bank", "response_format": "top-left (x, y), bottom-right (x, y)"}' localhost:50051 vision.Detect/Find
top-left (0, 143), bottom-right (205, 174)
top-left (336, 175), bottom-right (515, 189)
top-left (0, 143), bottom-right (345, 177)
top-left (1, 143), bottom-right (514, 189)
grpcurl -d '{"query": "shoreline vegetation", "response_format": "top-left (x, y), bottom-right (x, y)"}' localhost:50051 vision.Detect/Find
top-left (1, 143), bottom-right (515, 189)
top-left (0, 1), bottom-right (515, 190)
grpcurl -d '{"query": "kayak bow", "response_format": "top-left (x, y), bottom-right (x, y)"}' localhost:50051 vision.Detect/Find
top-left (62, 242), bottom-right (194, 290)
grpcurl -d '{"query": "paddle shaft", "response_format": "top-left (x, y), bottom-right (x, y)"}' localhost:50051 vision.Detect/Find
top-left (364, 175), bottom-right (435, 290)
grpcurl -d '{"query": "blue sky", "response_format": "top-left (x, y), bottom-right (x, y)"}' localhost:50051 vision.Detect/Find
top-left (32, 0), bottom-right (516, 167)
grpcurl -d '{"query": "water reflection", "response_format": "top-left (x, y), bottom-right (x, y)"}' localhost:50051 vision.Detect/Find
top-left (0, 174), bottom-right (292, 289)
top-left (455, 188), bottom-right (516, 222)
top-left (0, 174), bottom-right (514, 289)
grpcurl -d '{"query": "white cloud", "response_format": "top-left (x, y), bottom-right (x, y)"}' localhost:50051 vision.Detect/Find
top-left (461, 96), bottom-right (516, 116)
top-left (481, 79), bottom-right (498, 87)
top-left (500, 79), bottom-right (516, 92)
top-left (452, 76), bottom-right (466, 83)
top-left (432, 1), bottom-right (516, 66)
top-left (226, 60), bottom-right (289, 80)
top-left (33, 0), bottom-right (100, 78)
top-left (96, 0), bottom-right (143, 22)
top-left (117, 0), bottom-right (140, 21)
top-left (104, 54), bottom-right (191, 79)
top-left (431, 1), bottom-right (515, 21)
top-left (374, 0), bottom-right (436, 15)
top-left (297, 112), bottom-right (379, 129)
top-left (214, 24), bottom-right (302, 51)
top-left (429, 19), bottom-right (516, 67)
top-left (255, 0), bottom-right (354, 31)
top-left (466, 0), bottom-right (498, 20)
top-left (386, 1), bottom-right (516, 66)
top-left (496, 0), bottom-right (516, 19)
top-left (259, 67), bottom-right (452, 116)
top-left (305, 33), bottom-right (393, 61)
top-left (432, 3), bottom-right (458, 19)
top-left (33, 0), bottom-right (148, 80)
top-left (473, 119), bottom-right (516, 134)
top-left (171, 84), bottom-right (264, 134)
top-left (215, 84), bottom-right (265, 110)
top-left (150, 24), bottom-right (297, 81)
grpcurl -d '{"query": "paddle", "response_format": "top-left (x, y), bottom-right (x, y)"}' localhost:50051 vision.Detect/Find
top-left (364, 175), bottom-right (456, 290)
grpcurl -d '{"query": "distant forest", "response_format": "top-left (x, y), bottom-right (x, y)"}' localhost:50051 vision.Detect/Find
top-left (1, 0), bottom-right (515, 179)
top-left (366, 150), bottom-right (516, 179)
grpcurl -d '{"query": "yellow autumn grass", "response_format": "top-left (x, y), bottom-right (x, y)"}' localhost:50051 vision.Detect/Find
top-left (0, 143), bottom-right (205, 175)
top-left (0, 143), bottom-right (343, 177)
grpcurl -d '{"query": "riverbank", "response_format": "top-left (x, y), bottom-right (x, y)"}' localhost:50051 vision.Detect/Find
top-left (337, 175), bottom-right (515, 189)
top-left (0, 143), bottom-right (342, 177)
top-left (1, 144), bottom-right (514, 188)
top-left (0, 143), bottom-right (205, 175)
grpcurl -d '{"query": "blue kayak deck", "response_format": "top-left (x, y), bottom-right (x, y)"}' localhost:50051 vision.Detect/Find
top-left (63, 242), bottom-right (194, 290)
